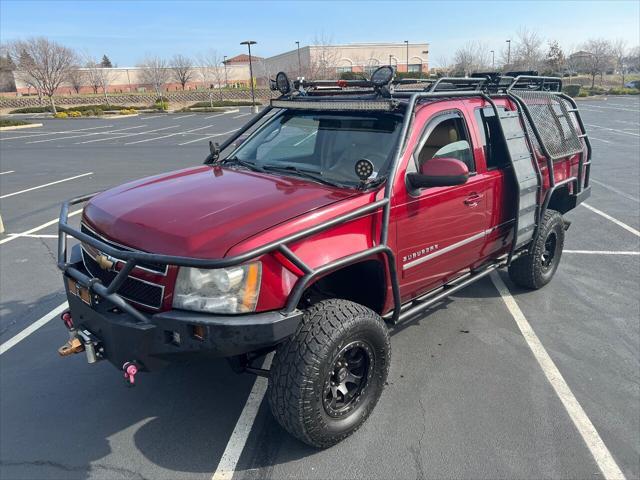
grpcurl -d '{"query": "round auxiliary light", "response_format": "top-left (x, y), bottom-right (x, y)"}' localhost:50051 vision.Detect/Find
top-left (275, 71), bottom-right (291, 94)
top-left (370, 66), bottom-right (394, 87)
top-left (354, 158), bottom-right (374, 181)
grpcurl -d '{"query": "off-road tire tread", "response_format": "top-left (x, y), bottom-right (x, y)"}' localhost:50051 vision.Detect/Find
top-left (508, 209), bottom-right (564, 289)
top-left (267, 299), bottom-right (390, 448)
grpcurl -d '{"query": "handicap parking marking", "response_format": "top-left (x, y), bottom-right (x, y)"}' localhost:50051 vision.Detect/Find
top-left (0, 173), bottom-right (93, 200)
top-left (490, 272), bottom-right (626, 480)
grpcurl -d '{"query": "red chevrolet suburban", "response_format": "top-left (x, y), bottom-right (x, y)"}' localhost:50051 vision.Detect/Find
top-left (57, 68), bottom-right (591, 447)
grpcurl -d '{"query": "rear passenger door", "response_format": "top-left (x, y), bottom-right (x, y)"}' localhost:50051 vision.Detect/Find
top-left (395, 106), bottom-right (494, 298)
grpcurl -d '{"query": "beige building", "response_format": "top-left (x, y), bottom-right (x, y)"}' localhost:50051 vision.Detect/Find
top-left (6, 41), bottom-right (430, 95)
top-left (263, 42), bottom-right (430, 79)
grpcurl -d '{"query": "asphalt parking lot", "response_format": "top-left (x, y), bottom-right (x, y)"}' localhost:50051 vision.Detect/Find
top-left (0, 97), bottom-right (638, 480)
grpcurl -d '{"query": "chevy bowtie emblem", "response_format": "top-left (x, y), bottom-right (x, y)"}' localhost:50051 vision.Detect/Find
top-left (96, 254), bottom-right (115, 270)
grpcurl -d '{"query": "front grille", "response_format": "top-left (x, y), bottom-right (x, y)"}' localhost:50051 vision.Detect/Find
top-left (80, 224), bottom-right (167, 274)
top-left (82, 249), bottom-right (164, 309)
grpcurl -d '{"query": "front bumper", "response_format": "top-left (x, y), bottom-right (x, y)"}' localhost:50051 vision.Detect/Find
top-left (62, 246), bottom-right (302, 371)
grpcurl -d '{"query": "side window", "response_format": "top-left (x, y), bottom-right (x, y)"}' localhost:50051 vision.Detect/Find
top-left (474, 107), bottom-right (510, 170)
top-left (415, 114), bottom-right (475, 173)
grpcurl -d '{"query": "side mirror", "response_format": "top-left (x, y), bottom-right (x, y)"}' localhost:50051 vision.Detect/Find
top-left (407, 157), bottom-right (469, 190)
top-left (204, 141), bottom-right (221, 164)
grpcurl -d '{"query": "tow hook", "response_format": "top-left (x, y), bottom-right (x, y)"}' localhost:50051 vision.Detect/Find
top-left (122, 362), bottom-right (139, 387)
top-left (58, 337), bottom-right (84, 356)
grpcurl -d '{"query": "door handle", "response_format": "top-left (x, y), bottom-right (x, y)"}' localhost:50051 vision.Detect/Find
top-left (464, 193), bottom-right (483, 206)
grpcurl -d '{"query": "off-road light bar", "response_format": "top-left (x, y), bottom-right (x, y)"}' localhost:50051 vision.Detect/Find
top-left (270, 99), bottom-right (396, 111)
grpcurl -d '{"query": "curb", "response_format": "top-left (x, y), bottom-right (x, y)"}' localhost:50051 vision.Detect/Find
top-left (0, 123), bottom-right (43, 131)
top-left (100, 113), bottom-right (140, 119)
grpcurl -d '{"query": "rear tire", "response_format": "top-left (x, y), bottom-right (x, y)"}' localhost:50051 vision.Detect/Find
top-left (268, 299), bottom-right (390, 448)
top-left (508, 209), bottom-right (565, 289)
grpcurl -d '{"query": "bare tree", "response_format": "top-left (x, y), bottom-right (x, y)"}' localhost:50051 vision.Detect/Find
top-left (170, 54), bottom-right (194, 90)
top-left (67, 67), bottom-right (86, 94)
top-left (453, 41), bottom-right (489, 76)
top-left (138, 56), bottom-right (170, 98)
top-left (611, 39), bottom-right (628, 86)
top-left (545, 40), bottom-right (565, 75)
top-left (580, 39), bottom-right (613, 88)
top-left (85, 59), bottom-right (115, 103)
top-left (197, 50), bottom-right (225, 100)
top-left (512, 28), bottom-right (544, 71)
top-left (7, 37), bottom-right (77, 113)
top-left (306, 34), bottom-right (340, 80)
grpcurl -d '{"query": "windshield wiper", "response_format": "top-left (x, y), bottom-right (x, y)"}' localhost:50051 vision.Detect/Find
top-left (261, 164), bottom-right (344, 188)
top-left (221, 157), bottom-right (264, 172)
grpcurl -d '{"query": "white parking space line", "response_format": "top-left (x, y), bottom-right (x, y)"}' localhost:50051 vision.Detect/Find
top-left (590, 137), bottom-right (612, 144)
top-left (564, 250), bottom-right (639, 255)
top-left (0, 124), bottom-right (115, 141)
top-left (27, 124), bottom-right (148, 144)
top-left (613, 119), bottom-right (639, 126)
top-left (490, 272), bottom-right (626, 480)
top-left (590, 179), bottom-right (640, 203)
top-left (211, 356), bottom-right (270, 480)
top-left (232, 113), bottom-right (250, 119)
top-left (0, 173), bottom-right (93, 200)
top-left (585, 124), bottom-right (640, 138)
top-left (0, 170), bottom-right (15, 175)
top-left (0, 209), bottom-right (82, 245)
top-left (579, 103), bottom-right (638, 113)
top-left (177, 128), bottom-right (240, 146)
top-left (125, 124), bottom-right (217, 145)
top-left (582, 203), bottom-right (640, 237)
top-left (75, 125), bottom-right (179, 144)
top-left (0, 302), bottom-right (69, 355)
top-left (204, 109), bottom-right (239, 120)
top-left (173, 114), bottom-right (196, 119)
top-left (6, 233), bottom-right (58, 239)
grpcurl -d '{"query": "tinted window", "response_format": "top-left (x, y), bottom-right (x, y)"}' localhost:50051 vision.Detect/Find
top-left (474, 107), bottom-right (510, 170)
top-left (415, 114), bottom-right (475, 172)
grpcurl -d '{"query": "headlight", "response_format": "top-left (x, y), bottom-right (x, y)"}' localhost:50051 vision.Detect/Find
top-left (172, 263), bottom-right (261, 314)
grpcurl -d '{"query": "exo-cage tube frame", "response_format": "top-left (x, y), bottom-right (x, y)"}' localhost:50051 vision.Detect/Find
top-left (58, 76), bottom-right (590, 325)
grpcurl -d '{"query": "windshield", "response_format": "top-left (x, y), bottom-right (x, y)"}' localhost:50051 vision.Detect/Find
top-left (228, 110), bottom-right (403, 188)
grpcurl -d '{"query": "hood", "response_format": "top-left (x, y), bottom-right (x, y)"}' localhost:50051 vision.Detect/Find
top-left (83, 166), bottom-right (356, 258)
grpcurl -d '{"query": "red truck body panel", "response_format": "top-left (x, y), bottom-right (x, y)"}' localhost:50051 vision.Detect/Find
top-left (80, 97), bottom-right (585, 316)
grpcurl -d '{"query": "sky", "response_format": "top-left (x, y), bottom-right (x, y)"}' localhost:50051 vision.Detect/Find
top-left (1, 0), bottom-right (639, 66)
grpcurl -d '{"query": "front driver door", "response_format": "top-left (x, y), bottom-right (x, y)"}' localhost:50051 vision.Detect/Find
top-left (395, 107), bottom-right (493, 300)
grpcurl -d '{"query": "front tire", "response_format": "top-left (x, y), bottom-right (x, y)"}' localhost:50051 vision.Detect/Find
top-left (268, 299), bottom-right (390, 448)
top-left (508, 209), bottom-right (565, 289)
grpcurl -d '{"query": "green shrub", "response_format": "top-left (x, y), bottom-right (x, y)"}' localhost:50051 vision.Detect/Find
top-left (54, 112), bottom-right (68, 118)
top-left (577, 90), bottom-right (589, 97)
top-left (153, 100), bottom-right (169, 111)
top-left (0, 119), bottom-right (31, 127)
top-left (608, 87), bottom-right (640, 95)
top-left (94, 108), bottom-right (104, 116)
top-left (82, 109), bottom-right (95, 116)
top-left (562, 84), bottom-right (581, 97)
top-left (339, 71), bottom-right (362, 80)
top-left (119, 108), bottom-right (137, 115)
top-left (9, 105), bottom-right (67, 114)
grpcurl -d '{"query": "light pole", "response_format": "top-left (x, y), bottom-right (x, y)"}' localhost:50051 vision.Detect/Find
top-left (223, 55), bottom-right (228, 87)
top-left (295, 41), bottom-right (301, 77)
top-left (241, 40), bottom-right (258, 113)
top-left (506, 39), bottom-right (511, 68)
top-left (404, 40), bottom-right (409, 73)
top-left (490, 50), bottom-right (495, 69)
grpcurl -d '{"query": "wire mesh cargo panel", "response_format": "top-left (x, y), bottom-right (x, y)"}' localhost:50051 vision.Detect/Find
top-left (509, 90), bottom-right (583, 161)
